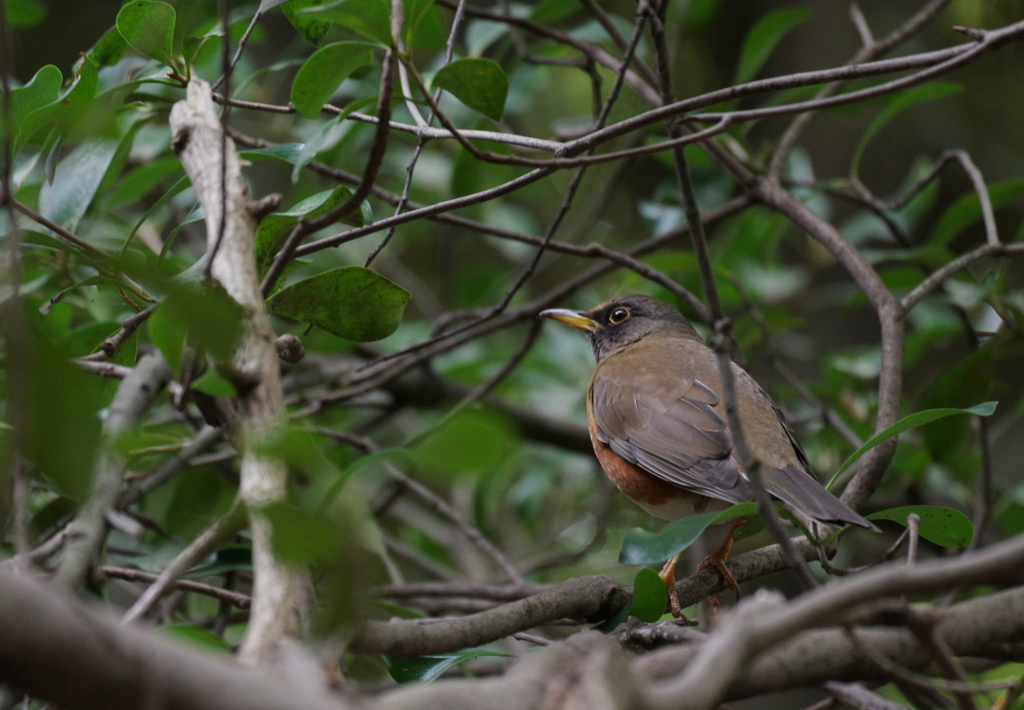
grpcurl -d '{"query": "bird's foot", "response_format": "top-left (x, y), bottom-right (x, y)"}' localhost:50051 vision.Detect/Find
top-left (697, 550), bottom-right (740, 599)
top-left (696, 517), bottom-right (744, 603)
top-left (658, 554), bottom-right (698, 625)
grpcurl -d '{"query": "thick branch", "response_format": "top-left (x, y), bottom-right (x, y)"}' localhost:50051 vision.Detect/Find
top-left (350, 575), bottom-right (629, 657)
top-left (0, 569), bottom-right (353, 710)
top-left (169, 78), bottom-right (298, 664)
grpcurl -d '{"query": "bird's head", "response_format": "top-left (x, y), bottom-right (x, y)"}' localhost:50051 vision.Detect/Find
top-left (539, 294), bottom-right (699, 362)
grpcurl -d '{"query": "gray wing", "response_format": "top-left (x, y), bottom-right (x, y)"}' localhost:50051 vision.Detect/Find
top-left (590, 360), bottom-right (753, 505)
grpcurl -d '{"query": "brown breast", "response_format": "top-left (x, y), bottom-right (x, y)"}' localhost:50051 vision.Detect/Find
top-left (587, 379), bottom-right (708, 519)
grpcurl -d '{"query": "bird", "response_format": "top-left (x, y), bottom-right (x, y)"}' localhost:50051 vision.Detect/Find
top-left (539, 294), bottom-right (878, 617)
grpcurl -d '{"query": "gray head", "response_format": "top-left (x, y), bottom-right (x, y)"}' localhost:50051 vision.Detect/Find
top-left (539, 294), bottom-right (699, 362)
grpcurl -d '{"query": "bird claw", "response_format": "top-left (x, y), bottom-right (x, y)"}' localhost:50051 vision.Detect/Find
top-left (697, 551), bottom-right (740, 599)
top-left (658, 553), bottom-right (698, 625)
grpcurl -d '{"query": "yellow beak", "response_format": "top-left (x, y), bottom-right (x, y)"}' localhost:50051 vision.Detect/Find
top-left (538, 308), bottom-right (599, 332)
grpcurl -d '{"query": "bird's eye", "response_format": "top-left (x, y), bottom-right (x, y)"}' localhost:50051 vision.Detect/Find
top-left (608, 307), bottom-right (631, 324)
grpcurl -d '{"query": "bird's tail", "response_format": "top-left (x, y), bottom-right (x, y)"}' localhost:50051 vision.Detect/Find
top-left (763, 465), bottom-right (880, 532)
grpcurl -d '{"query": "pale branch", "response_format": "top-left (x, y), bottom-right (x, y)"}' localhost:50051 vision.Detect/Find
top-left (902, 242), bottom-right (1024, 312)
top-left (0, 568), bottom-right (356, 710)
top-left (640, 535), bottom-right (1024, 709)
top-left (55, 354), bottom-right (172, 589)
top-left (686, 19), bottom-right (1024, 127)
top-left (747, 180), bottom-right (904, 514)
top-left (73, 360), bottom-right (134, 379)
top-left (169, 78), bottom-right (298, 664)
top-left (5, 551), bottom-right (1024, 710)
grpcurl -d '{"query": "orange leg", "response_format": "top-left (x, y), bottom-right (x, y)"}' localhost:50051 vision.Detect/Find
top-left (658, 553), bottom-right (697, 624)
top-left (696, 517), bottom-right (746, 603)
top-left (659, 497), bottom-right (713, 623)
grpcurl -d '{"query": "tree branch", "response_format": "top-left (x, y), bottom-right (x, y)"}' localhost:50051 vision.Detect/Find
top-left (169, 78), bottom-right (298, 664)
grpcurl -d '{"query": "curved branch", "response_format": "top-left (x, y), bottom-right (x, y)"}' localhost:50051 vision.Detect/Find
top-left (349, 575), bottom-right (629, 657)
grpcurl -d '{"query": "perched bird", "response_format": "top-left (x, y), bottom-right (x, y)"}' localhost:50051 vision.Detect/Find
top-left (540, 294), bottom-right (877, 615)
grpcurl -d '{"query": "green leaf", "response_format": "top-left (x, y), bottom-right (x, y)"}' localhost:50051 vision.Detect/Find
top-left (144, 279), bottom-right (244, 375)
top-left (117, 0), bottom-right (177, 67)
top-left (851, 83), bottom-right (962, 177)
top-left (39, 138), bottom-right (120, 233)
top-left (18, 55), bottom-right (98, 153)
top-left (147, 302), bottom-right (188, 374)
top-left (190, 369), bottom-right (237, 397)
top-left (529, 0), bottom-right (581, 23)
top-left (290, 41), bottom-right (374, 119)
top-left (161, 624), bottom-right (231, 652)
top-left (122, 174), bottom-right (192, 251)
top-left (930, 178), bottom-right (1024, 246)
top-left (413, 409), bottom-right (517, 477)
top-left (384, 647), bottom-right (512, 684)
top-left (255, 427), bottom-right (337, 486)
top-left (867, 505), bottom-right (973, 547)
top-left (433, 58), bottom-right (509, 122)
top-left (263, 501), bottom-right (343, 565)
top-left (298, 0), bottom-right (393, 46)
top-left (404, 0), bottom-right (445, 49)
top-left (734, 7), bottom-right (810, 84)
top-left (629, 568), bottom-right (668, 623)
top-left (619, 503), bottom-right (757, 565)
top-left (282, 0), bottom-right (339, 47)
top-left (182, 32), bottom-right (220, 71)
top-left (108, 157), bottom-right (183, 209)
top-left (90, 25), bottom-right (130, 67)
top-left (5, 0), bottom-right (47, 28)
top-left (160, 202), bottom-right (205, 259)
top-left (289, 95), bottom-right (375, 181)
top-left (595, 568), bottom-right (667, 632)
top-left (265, 266), bottom-right (410, 341)
top-left (255, 185), bottom-right (369, 279)
top-left (8, 64), bottom-right (62, 128)
top-left (24, 312), bottom-right (104, 501)
top-left (826, 401), bottom-right (998, 488)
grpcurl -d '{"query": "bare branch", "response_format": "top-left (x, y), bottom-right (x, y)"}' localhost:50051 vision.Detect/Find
top-left (101, 566), bottom-right (252, 609)
top-left (169, 78), bottom-right (299, 663)
top-left (55, 354), bottom-right (172, 589)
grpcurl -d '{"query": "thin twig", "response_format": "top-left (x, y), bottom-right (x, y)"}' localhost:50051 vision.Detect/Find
top-left (79, 306), bottom-right (157, 362)
top-left (327, 430), bottom-right (525, 584)
top-left (259, 50), bottom-right (396, 295)
top-left (769, 0), bottom-right (954, 176)
top-left (122, 500), bottom-right (246, 624)
top-left (101, 566), bottom-right (251, 609)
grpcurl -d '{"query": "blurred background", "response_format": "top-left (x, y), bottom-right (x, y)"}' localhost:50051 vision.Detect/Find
top-left (4, 0), bottom-right (1024, 699)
